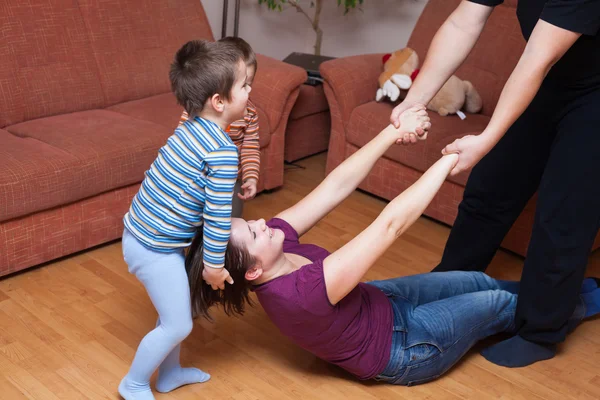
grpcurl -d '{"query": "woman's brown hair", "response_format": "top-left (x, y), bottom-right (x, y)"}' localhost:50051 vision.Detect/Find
top-left (186, 228), bottom-right (257, 320)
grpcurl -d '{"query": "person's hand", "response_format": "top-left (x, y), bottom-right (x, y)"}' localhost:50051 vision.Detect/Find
top-left (390, 101), bottom-right (428, 144)
top-left (202, 266), bottom-right (234, 290)
top-left (441, 134), bottom-right (494, 176)
top-left (237, 178), bottom-right (258, 200)
top-left (394, 105), bottom-right (431, 145)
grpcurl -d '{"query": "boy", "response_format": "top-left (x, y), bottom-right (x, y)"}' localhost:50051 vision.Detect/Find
top-left (119, 40), bottom-right (251, 399)
top-left (180, 37), bottom-right (260, 217)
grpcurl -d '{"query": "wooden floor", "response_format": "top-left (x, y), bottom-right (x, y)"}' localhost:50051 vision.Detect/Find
top-left (1, 153), bottom-right (600, 400)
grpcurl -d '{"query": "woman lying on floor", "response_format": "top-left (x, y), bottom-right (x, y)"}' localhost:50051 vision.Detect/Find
top-left (186, 106), bottom-right (600, 386)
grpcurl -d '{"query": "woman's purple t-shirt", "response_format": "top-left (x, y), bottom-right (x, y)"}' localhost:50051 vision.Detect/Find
top-left (254, 218), bottom-right (393, 380)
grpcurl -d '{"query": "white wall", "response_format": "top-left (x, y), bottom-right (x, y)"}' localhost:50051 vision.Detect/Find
top-left (200, 0), bottom-right (428, 60)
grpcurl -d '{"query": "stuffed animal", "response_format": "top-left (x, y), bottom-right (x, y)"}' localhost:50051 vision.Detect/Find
top-left (376, 48), bottom-right (483, 118)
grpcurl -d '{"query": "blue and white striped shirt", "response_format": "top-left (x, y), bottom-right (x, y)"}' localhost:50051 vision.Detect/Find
top-left (124, 116), bottom-right (239, 268)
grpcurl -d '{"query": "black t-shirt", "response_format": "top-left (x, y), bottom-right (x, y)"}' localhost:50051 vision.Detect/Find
top-left (469, 0), bottom-right (600, 90)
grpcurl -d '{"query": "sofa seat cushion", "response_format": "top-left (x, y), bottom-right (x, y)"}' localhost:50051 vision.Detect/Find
top-left (347, 101), bottom-right (490, 186)
top-left (108, 93), bottom-right (272, 148)
top-left (0, 130), bottom-right (81, 222)
top-left (5, 110), bottom-right (172, 219)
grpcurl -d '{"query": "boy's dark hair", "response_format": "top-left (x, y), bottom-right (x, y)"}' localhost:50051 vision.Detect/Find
top-left (186, 228), bottom-right (256, 321)
top-left (169, 40), bottom-right (244, 116)
top-left (218, 36), bottom-right (257, 71)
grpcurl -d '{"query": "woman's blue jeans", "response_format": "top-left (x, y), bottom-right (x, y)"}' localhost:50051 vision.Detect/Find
top-left (367, 271), bottom-right (585, 386)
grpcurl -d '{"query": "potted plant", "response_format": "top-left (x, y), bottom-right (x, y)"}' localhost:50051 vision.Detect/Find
top-left (258, 0), bottom-right (364, 56)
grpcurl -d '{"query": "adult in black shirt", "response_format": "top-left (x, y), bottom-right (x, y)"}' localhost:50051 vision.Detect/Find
top-left (390, 0), bottom-right (600, 368)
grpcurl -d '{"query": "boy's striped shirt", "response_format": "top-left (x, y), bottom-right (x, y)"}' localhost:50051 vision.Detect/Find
top-left (124, 116), bottom-right (238, 269)
top-left (180, 99), bottom-right (260, 183)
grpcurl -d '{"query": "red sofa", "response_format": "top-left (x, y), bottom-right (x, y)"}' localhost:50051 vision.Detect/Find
top-left (285, 84), bottom-right (331, 162)
top-left (0, 0), bottom-right (306, 277)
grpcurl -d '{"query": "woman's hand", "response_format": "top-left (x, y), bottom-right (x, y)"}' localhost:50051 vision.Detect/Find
top-left (390, 104), bottom-right (431, 144)
top-left (390, 101), bottom-right (429, 145)
top-left (441, 134), bottom-right (494, 176)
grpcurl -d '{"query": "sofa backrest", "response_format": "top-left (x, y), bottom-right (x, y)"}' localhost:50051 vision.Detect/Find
top-left (0, 0), bottom-right (213, 128)
top-left (407, 0), bottom-right (525, 117)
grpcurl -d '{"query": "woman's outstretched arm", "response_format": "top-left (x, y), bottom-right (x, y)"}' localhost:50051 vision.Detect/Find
top-left (275, 106), bottom-right (429, 237)
top-left (323, 153), bottom-right (459, 305)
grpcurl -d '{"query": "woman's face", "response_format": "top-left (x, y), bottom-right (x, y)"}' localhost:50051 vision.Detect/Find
top-left (230, 218), bottom-right (284, 270)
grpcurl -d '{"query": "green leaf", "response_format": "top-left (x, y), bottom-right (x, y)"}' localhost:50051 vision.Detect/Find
top-left (258, 0), bottom-right (287, 11)
top-left (336, 0), bottom-right (363, 15)
top-left (259, 0), bottom-right (365, 15)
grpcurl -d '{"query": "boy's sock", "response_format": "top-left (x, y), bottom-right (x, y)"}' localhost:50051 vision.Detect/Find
top-left (155, 343), bottom-right (210, 393)
top-left (118, 376), bottom-right (155, 400)
top-left (156, 367), bottom-right (210, 393)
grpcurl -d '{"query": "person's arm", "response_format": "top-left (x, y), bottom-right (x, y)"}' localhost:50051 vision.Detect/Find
top-left (442, 19), bottom-right (582, 175)
top-left (238, 107), bottom-right (260, 200)
top-left (323, 154), bottom-right (459, 305)
top-left (239, 106), bottom-right (261, 185)
top-left (276, 107), bottom-right (429, 237)
top-left (391, 0), bottom-right (495, 140)
top-left (201, 146), bottom-right (239, 287)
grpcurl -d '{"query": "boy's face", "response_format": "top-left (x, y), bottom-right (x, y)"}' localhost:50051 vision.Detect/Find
top-left (246, 64), bottom-right (256, 87)
top-left (224, 60), bottom-right (250, 122)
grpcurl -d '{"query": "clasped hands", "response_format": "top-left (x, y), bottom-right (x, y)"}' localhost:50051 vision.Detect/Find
top-left (391, 102), bottom-right (492, 176)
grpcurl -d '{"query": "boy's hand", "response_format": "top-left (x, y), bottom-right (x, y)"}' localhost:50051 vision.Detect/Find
top-left (202, 266), bottom-right (234, 290)
top-left (395, 104), bottom-right (431, 145)
top-left (237, 178), bottom-right (258, 200)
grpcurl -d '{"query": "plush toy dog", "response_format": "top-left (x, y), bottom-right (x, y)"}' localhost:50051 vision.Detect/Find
top-left (376, 48), bottom-right (483, 118)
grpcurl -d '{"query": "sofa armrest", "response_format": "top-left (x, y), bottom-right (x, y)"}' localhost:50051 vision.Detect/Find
top-left (319, 53), bottom-right (385, 124)
top-left (251, 54), bottom-right (307, 131)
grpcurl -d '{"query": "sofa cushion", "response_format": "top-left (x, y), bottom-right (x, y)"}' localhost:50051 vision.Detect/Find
top-left (5, 110), bottom-right (172, 218)
top-left (107, 93), bottom-right (184, 130)
top-left (0, 0), bottom-right (105, 127)
top-left (77, 0), bottom-right (214, 106)
top-left (108, 93), bottom-right (272, 148)
top-left (0, 130), bottom-right (82, 222)
top-left (290, 84), bottom-right (329, 120)
top-left (346, 101), bottom-right (490, 185)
